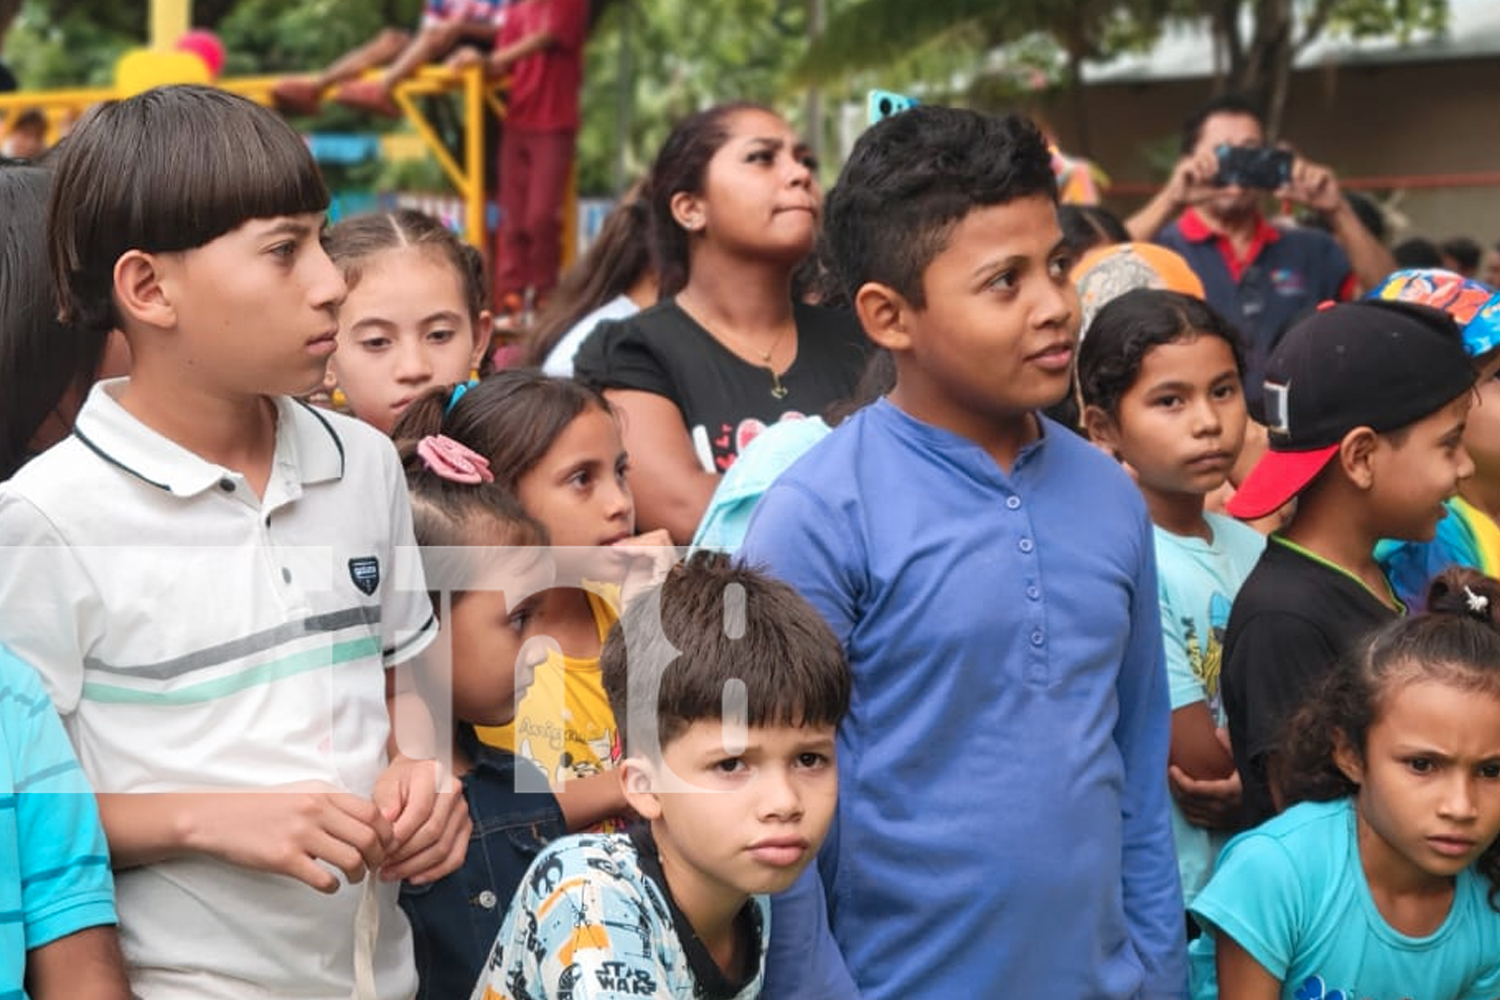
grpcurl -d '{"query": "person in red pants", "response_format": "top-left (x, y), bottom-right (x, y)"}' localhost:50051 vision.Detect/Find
top-left (454, 0), bottom-right (588, 321)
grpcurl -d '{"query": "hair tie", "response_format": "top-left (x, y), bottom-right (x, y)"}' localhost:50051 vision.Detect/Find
top-left (1465, 585), bottom-right (1490, 616)
top-left (445, 378), bottom-right (479, 416)
top-left (416, 435), bottom-right (494, 485)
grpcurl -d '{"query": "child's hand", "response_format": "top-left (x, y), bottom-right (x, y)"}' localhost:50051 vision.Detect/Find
top-left (373, 756), bottom-right (471, 885)
top-left (611, 529), bottom-right (679, 608)
top-left (1167, 764), bottom-right (1244, 830)
top-left (189, 786), bottom-right (397, 894)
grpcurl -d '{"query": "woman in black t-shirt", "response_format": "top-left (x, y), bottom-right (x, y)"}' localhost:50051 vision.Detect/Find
top-left (575, 102), bottom-right (868, 543)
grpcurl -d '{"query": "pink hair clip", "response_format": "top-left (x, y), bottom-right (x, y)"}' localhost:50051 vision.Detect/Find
top-left (416, 435), bottom-right (495, 485)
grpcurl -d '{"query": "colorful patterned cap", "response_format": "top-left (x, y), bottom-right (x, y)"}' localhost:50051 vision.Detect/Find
top-left (1072, 242), bottom-right (1206, 339)
top-left (1368, 268), bottom-right (1500, 359)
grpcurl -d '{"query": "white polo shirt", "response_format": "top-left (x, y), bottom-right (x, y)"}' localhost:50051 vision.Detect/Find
top-left (0, 379), bottom-right (437, 1000)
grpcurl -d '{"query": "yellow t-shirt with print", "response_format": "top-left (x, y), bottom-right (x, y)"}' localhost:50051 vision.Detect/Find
top-left (477, 586), bottom-right (620, 806)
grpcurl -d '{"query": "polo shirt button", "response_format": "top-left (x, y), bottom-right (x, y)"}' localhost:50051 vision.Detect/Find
top-left (1018, 538), bottom-right (1034, 554)
top-left (219, 478), bottom-right (235, 492)
top-left (1026, 586), bottom-right (1040, 600)
top-left (1030, 630), bottom-right (1044, 646)
top-left (477, 890), bottom-right (498, 909)
top-left (282, 567), bottom-right (292, 584)
top-left (1006, 496), bottom-right (1021, 510)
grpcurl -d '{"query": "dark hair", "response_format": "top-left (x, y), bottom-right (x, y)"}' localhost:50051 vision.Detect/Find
top-left (1394, 237), bottom-right (1444, 270)
top-left (1442, 236), bottom-right (1483, 275)
top-left (400, 446), bottom-right (550, 609)
top-left (601, 550), bottom-right (850, 756)
top-left (1281, 567), bottom-right (1500, 907)
top-left (647, 101), bottom-right (774, 298)
top-left (1076, 288), bottom-right (1246, 417)
top-left (10, 107), bottom-right (44, 133)
top-left (527, 179), bottom-right (654, 366)
top-left (1180, 93), bottom-right (1266, 155)
top-left (0, 160), bottom-right (109, 481)
top-left (48, 85), bottom-right (328, 336)
top-left (824, 347), bottom-right (895, 427)
top-left (1059, 204), bottom-right (1129, 257)
top-left (1297, 192), bottom-right (1388, 245)
top-left (823, 106), bottom-right (1056, 309)
top-left (324, 208), bottom-right (489, 329)
top-left (391, 369), bottom-right (611, 489)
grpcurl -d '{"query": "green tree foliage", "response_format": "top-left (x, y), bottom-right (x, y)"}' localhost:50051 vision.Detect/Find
top-left (3, 0), bottom-right (421, 88)
top-left (575, 0), bottom-right (841, 195)
top-left (798, 0), bottom-right (1447, 142)
top-left (1205, 0), bottom-right (1446, 137)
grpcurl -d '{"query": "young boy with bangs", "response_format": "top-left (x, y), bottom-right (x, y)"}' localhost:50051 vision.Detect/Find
top-left (470, 551), bottom-right (848, 1000)
top-left (740, 106), bottom-right (1185, 1000)
top-left (1221, 298), bottom-right (1477, 826)
top-left (0, 85), bottom-right (468, 999)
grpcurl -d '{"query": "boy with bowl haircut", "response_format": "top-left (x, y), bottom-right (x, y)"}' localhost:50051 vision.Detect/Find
top-left (1221, 298), bottom-right (1477, 825)
top-left (741, 106), bottom-right (1185, 1000)
top-left (470, 551), bottom-right (848, 1000)
top-left (0, 85), bottom-right (467, 998)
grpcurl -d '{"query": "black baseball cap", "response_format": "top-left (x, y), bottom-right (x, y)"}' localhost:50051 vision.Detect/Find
top-left (1227, 299), bottom-right (1476, 520)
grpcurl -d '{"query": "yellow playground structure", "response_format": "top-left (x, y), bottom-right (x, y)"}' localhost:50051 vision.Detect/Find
top-left (0, 0), bottom-right (526, 252)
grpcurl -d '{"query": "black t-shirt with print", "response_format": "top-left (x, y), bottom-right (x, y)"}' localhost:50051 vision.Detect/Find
top-left (574, 299), bottom-right (869, 472)
top-left (1221, 537), bottom-right (1400, 825)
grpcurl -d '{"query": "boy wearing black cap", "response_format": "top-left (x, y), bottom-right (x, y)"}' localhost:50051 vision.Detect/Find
top-left (1221, 299), bottom-right (1477, 825)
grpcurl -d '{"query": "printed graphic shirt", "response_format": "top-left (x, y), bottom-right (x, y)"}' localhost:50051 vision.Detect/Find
top-left (1155, 513), bottom-right (1265, 905)
top-left (1190, 797), bottom-right (1500, 1000)
top-left (574, 300), bottom-right (869, 473)
top-left (471, 825), bottom-right (768, 1000)
top-left (477, 587), bottom-right (625, 831)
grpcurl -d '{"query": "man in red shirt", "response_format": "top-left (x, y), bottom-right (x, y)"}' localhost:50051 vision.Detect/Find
top-left (457, 0), bottom-right (589, 317)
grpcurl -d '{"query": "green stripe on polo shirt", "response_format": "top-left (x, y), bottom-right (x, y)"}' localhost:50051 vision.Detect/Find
top-left (83, 605), bottom-right (382, 681)
top-left (80, 636), bottom-right (381, 705)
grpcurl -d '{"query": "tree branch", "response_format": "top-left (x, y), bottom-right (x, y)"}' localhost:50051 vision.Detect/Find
top-left (1295, 0), bottom-right (1341, 51)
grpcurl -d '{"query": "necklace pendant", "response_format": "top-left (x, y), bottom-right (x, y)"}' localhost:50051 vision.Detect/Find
top-left (769, 374), bottom-right (788, 400)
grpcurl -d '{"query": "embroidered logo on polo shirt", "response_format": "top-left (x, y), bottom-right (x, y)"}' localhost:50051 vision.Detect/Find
top-left (349, 557), bottom-right (380, 596)
top-left (1270, 268), bottom-right (1306, 297)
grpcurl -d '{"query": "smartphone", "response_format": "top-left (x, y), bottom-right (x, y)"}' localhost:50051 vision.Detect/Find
top-left (1214, 145), bottom-right (1293, 190)
top-left (867, 89), bottom-right (919, 126)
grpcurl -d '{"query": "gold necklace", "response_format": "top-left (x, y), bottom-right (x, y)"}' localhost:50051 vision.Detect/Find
top-left (680, 296), bottom-right (793, 399)
top-left (732, 325), bottom-right (791, 400)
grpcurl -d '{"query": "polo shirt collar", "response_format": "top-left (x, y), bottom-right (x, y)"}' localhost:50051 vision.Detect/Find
top-left (70, 379), bottom-right (346, 497)
top-left (1179, 206), bottom-right (1281, 248)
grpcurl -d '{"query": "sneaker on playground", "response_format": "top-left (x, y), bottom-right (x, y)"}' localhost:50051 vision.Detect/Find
top-left (334, 80), bottom-right (402, 118)
top-left (271, 78), bottom-right (325, 116)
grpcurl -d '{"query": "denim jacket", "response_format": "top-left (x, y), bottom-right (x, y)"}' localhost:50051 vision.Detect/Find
top-left (400, 724), bottom-right (566, 1000)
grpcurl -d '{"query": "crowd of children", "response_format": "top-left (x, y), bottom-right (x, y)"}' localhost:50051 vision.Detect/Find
top-left (8, 71), bottom-right (1500, 1000)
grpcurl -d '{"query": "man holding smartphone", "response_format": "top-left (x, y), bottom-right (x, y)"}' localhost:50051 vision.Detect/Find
top-left (1126, 94), bottom-right (1395, 410)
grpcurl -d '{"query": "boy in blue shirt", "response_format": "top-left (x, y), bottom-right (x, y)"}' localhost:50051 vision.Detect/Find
top-left (741, 106), bottom-right (1185, 1000)
top-left (0, 85), bottom-right (468, 998)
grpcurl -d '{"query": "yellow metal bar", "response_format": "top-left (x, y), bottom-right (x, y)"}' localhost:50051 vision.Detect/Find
top-left (464, 65), bottom-right (485, 249)
top-left (150, 0), bottom-right (191, 49)
top-left (2, 62), bottom-right (537, 259)
top-left (391, 89), bottom-right (470, 198)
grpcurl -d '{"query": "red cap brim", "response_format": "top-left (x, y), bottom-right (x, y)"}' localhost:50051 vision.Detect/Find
top-left (1225, 445), bottom-right (1340, 520)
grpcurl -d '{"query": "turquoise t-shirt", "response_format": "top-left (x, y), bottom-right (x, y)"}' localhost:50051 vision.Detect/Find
top-left (1155, 512), bottom-right (1264, 905)
top-left (1189, 798), bottom-right (1500, 1000)
top-left (1, 646), bottom-right (116, 999)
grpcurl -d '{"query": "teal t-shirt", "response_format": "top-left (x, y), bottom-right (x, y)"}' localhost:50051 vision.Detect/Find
top-left (1, 647), bottom-right (116, 999)
top-left (1189, 798), bottom-right (1500, 1000)
top-left (1154, 512), bottom-right (1264, 905)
